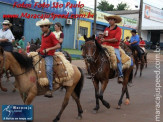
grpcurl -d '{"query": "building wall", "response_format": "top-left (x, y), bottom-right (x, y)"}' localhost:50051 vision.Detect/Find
top-left (141, 31), bottom-right (148, 41)
top-left (79, 20), bottom-right (91, 41)
top-left (0, 3), bottom-right (76, 49)
top-left (123, 29), bottom-right (132, 40)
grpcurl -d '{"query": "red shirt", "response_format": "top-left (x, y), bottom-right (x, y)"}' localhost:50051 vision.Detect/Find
top-left (139, 40), bottom-right (145, 47)
top-left (125, 41), bottom-right (130, 46)
top-left (103, 25), bottom-right (122, 48)
top-left (26, 46), bottom-right (30, 53)
top-left (96, 37), bottom-right (102, 44)
top-left (40, 31), bottom-right (59, 56)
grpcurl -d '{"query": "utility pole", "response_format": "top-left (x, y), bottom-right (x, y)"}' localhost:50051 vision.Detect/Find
top-left (93, 0), bottom-right (97, 35)
top-left (138, 0), bottom-right (143, 37)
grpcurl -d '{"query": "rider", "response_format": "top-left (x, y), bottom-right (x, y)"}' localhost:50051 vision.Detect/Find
top-left (101, 15), bottom-right (123, 83)
top-left (0, 20), bottom-right (14, 52)
top-left (139, 37), bottom-right (146, 52)
top-left (36, 19), bottom-right (61, 98)
top-left (96, 31), bottom-right (104, 44)
top-left (124, 36), bottom-right (130, 46)
top-left (53, 22), bottom-right (64, 52)
top-left (129, 29), bottom-right (142, 62)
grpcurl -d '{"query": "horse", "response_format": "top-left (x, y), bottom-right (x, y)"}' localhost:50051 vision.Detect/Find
top-left (120, 41), bottom-right (145, 77)
top-left (82, 35), bottom-right (134, 111)
top-left (0, 46), bottom-right (84, 122)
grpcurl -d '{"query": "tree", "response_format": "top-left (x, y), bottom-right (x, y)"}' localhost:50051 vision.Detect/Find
top-left (97, 0), bottom-right (129, 11)
top-left (97, 0), bottom-right (114, 11)
top-left (116, 2), bottom-right (129, 10)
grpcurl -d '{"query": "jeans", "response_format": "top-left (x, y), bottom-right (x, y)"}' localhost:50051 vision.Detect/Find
top-left (45, 56), bottom-right (54, 90)
top-left (131, 45), bottom-right (142, 60)
top-left (114, 48), bottom-right (123, 77)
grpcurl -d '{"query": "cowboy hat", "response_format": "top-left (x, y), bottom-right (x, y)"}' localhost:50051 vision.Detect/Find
top-left (36, 19), bottom-right (53, 26)
top-left (104, 15), bottom-right (122, 23)
top-left (2, 20), bottom-right (12, 26)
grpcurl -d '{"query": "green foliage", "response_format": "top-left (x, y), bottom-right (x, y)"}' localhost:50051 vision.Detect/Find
top-left (97, 0), bottom-right (129, 11)
top-left (116, 2), bottom-right (129, 10)
top-left (97, 0), bottom-right (114, 11)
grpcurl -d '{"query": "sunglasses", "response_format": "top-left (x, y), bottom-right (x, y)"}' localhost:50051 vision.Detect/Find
top-left (40, 25), bottom-right (49, 28)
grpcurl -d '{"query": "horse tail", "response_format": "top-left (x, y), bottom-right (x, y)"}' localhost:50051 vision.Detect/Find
top-left (74, 67), bottom-right (84, 99)
top-left (128, 68), bottom-right (133, 84)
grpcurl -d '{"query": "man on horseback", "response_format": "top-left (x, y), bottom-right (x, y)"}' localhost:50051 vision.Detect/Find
top-left (129, 29), bottom-right (143, 63)
top-left (101, 15), bottom-right (123, 83)
top-left (36, 19), bottom-right (61, 97)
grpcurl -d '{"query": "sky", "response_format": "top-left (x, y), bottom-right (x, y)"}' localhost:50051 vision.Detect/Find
top-left (77, 0), bottom-right (163, 10)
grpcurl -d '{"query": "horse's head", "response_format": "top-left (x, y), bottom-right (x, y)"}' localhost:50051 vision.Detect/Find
top-left (83, 35), bottom-right (97, 62)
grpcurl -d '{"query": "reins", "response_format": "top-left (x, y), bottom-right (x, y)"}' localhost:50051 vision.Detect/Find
top-left (1, 52), bottom-right (44, 78)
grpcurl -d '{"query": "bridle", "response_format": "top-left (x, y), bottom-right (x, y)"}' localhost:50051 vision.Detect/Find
top-left (83, 41), bottom-right (108, 80)
top-left (0, 52), bottom-right (43, 78)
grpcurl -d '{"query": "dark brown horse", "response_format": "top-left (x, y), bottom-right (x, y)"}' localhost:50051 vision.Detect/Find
top-left (0, 47), bottom-right (84, 122)
top-left (82, 35), bottom-right (134, 111)
top-left (120, 41), bottom-right (145, 77)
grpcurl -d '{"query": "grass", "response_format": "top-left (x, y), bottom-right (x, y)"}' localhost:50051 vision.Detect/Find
top-left (63, 48), bottom-right (82, 55)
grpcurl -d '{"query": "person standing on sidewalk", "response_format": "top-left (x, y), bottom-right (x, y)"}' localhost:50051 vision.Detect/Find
top-left (0, 20), bottom-right (14, 52)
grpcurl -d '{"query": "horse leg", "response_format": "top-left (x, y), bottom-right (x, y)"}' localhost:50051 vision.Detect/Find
top-left (92, 80), bottom-right (100, 113)
top-left (140, 57), bottom-right (144, 77)
top-left (98, 80), bottom-right (110, 109)
top-left (71, 92), bottom-right (83, 119)
top-left (125, 86), bottom-right (130, 105)
top-left (0, 77), bottom-right (7, 92)
top-left (53, 86), bottom-right (74, 122)
top-left (24, 85), bottom-right (37, 105)
top-left (134, 61), bottom-right (139, 77)
top-left (117, 70), bottom-right (129, 109)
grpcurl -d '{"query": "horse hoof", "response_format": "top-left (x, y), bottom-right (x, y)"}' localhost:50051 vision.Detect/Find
top-left (104, 103), bottom-right (110, 109)
top-left (53, 119), bottom-right (58, 122)
top-left (93, 110), bottom-right (98, 114)
top-left (12, 88), bottom-right (16, 93)
top-left (125, 99), bottom-right (130, 105)
top-left (1, 88), bottom-right (8, 92)
top-left (116, 105), bottom-right (121, 109)
top-left (76, 115), bottom-right (82, 120)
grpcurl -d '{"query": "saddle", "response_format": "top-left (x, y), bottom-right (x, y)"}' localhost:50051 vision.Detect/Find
top-left (102, 45), bottom-right (132, 70)
top-left (28, 52), bottom-right (74, 87)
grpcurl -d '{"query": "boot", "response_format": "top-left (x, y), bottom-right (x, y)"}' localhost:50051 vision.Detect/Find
top-left (118, 77), bottom-right (123, 84)
top-left (44, 90), bottom-right (53, 98)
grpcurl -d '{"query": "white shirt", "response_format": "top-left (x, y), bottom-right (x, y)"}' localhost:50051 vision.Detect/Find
top-left (0, 29), bottom-right (15, 42)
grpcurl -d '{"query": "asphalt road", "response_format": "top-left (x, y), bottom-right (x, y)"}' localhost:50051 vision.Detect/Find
top-left (0, 61), bottom-right (162, 122)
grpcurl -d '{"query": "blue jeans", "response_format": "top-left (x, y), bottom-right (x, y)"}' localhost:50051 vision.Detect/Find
top-left (45, 56), bottom-right (53, 90)
top-left (114, 48), bottom-right (123, 77)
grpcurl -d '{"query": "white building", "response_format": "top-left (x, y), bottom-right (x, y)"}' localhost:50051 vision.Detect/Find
top-left (106, 3), bottom-right (163, 49)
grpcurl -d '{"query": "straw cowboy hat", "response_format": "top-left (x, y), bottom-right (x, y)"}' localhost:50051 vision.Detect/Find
top-left (36, 19), bottom-right (53, 26)
top-left (104, 15), bottom-right (122, 23)
top-left (2, 20), bottom-right (12, 26)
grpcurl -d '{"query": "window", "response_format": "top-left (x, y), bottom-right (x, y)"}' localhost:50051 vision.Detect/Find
top-left (80, 27), bottom-right (88, 36)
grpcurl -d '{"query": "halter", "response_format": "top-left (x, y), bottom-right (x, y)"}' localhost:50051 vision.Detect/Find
top-left (85, 41), bottom-right (98, 63)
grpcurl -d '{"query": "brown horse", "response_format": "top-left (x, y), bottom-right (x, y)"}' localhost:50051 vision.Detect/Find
top-left (0, 47), bottom-right (84, 122)
top-left (120, 41), bottom-right (145, 77)
top-left (82, 35), bottom-right (134, 111)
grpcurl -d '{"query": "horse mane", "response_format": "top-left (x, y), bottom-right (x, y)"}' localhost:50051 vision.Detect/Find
top-left (11, 52), bottom-right (33, 71)
top-left (86, 37), bottom-right (106, 54)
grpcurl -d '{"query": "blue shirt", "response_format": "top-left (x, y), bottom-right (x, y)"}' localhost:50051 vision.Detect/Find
top-left (130, 35), bottom-right (140, 47)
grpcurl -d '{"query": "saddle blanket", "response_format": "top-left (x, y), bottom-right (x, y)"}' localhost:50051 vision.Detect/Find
top-left (28, 52), bottom-right (74, 87)
top-left (102, 45), bottom-right (133, 70)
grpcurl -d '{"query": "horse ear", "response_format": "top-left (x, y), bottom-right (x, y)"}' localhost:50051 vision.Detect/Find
top-left (84, 35), bottom-right (87, 41)
top-left (0, 46), bottom-right (4, 55)
top-left (92, 35), bottom-right (95, 40)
